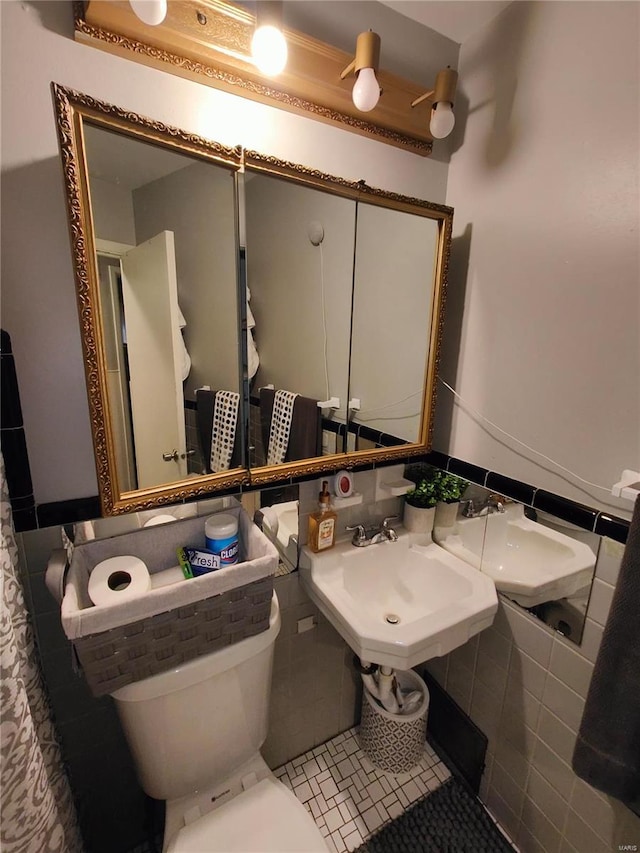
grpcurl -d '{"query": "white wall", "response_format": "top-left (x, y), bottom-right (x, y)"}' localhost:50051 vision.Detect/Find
top-left (436, 0), bottom-right (639, 517)
top-left (0, 0), bottom-right (449, 504)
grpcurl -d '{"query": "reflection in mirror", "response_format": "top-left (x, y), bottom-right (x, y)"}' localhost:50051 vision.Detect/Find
top-left (243, 171), bottom-right (356, 466)
top-left (64, 493), bottom-right (239, 545)
top-left (515, 507), bottom-right (599, 645)
top-left (56, 86), bottom-right (452, 515)
top-left (248, 484), bottom-right (299, 573)
top-left (349, 204), bottom-right (438, 446)
top-left (84, 124), bottom-right (241, 492)
top-left (433, 482), bottom-right (598, 646)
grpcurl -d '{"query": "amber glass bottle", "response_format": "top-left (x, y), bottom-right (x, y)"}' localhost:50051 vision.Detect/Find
top-left (308, 481), bottom-right (337, 552)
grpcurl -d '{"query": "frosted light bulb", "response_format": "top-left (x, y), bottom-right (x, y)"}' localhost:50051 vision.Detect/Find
top-left (251, 25), bottom-right (288, 76)
top-left (430, 101), bottom-right (455, 139)
top-left (352, 67), bottom-right (380, 112)
top-left (129, 0), bottom-right (167, 26)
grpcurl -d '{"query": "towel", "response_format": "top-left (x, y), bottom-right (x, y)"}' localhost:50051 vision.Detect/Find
top-left (210, 390), bottom-right (240, 472)
top-left (196, 390), bottom-right (241, 473)
top-left (572, 496), bottom-right (640, 803)
top-left (246, 286), bottom-right (259, 380)
top-left (260, 388), bottom-right (322, 463)
top-left (267, 390), bottom-right (298, 465)
top-left (177, 305), bottom-right (191, 381)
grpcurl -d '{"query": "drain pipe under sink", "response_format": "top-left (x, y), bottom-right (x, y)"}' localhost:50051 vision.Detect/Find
top-left (358, 659), bottom-right (402, 714)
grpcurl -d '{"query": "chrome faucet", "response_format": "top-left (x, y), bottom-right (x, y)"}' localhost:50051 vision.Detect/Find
top-left (461, 493), bottom-right (508, 518)
top-left (346, 516), bottom-right (399, 547)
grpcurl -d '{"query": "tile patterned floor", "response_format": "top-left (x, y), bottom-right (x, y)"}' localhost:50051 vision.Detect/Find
top-left (274, 727), bottom-right (452, 853)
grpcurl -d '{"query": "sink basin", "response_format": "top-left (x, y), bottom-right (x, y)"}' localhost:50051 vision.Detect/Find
top-left (434, 503), bottom-right (596, 608)
top-left (299, 529), bottom-right (497, 670)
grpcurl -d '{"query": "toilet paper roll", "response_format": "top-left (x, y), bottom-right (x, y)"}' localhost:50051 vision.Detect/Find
top-left (45, 549), bottom-right (68, 605)
top-left (143, 514), bottom-right (177, 527)
top-left (88, 556), bottom-right (151, 607)
top-left (260, 507), bottom-right (279, 537)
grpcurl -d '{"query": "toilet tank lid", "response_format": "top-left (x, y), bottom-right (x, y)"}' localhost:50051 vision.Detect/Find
top-left (111, 593), bottom-right (280, 703)
top-left (165, 777), bottom-right (328, 853)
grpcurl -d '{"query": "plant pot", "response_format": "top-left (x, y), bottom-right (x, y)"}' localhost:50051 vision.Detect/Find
top-left (434, 500), bottom-right (459, 530)
top-left (403, 503), bottom-right (436, 535)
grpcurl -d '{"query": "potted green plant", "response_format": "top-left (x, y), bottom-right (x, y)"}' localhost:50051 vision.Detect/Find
top-left (434, 472), bottom-right (469, 530)
top-left (403, 463), bottom-right (440, 534)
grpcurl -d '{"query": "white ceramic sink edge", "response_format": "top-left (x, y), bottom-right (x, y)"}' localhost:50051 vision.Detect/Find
top-left (299, 530), bottom-right (498, 670)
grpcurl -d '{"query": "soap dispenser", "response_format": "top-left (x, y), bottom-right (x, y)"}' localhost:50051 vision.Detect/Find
top-left (308, 480), bottom-right (337, 553)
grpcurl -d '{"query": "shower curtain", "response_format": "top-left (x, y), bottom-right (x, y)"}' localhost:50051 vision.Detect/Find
top-left (0, 454), bottom-right (83, 852)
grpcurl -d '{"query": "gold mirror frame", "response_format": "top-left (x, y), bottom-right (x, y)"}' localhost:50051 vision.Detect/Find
top-left (53, 83), bottom-right (452, 515)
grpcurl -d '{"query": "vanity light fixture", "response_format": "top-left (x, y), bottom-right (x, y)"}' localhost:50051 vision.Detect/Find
top-left (411, 67), bottom-right (458, 139)
top-left (251, 1), bottom-right (288, 76)
top-left (129, 0), bottom-right (167, 26)
top-left (340, 30), bottom-right (382, 113)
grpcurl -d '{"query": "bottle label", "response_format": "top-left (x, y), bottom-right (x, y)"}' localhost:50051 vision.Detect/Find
top-left (317, 518), bottom-right (335, 550)
top-left (205, 534), bottom-right (239, 568)
top-left (179, 546), bottom-right (221, 577)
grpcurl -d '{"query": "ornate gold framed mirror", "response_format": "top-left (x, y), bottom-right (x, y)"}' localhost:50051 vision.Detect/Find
top-left (53, 84), bottom-right (452, 515)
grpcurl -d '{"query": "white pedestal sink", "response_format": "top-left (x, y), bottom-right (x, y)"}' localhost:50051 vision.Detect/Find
top-left (434, 503), bottom-right (596, 608)
top-left (299, 529), bottom-right (497, 670)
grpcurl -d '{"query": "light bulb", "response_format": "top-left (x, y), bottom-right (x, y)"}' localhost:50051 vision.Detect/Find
top-left (352, 67), bottom-right (380, 112)
top-left (251, 25), bottom-right (288, 76)
top-left (430, 101), bottom-right (455, 139)
top-left (129, 0), bottom-right (167, 26)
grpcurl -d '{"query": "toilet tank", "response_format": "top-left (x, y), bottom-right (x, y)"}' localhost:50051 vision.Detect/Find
top-left (112, 594), bottom-right (280, 801)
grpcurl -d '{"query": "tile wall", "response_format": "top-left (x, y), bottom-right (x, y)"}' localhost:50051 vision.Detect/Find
top-left (14, 459), bottom-right (640, 853)
top-left (263, 571), bottom-right (362, 769)
top-left (298, 463), bottom-right (639, 851)
top-left (1, 329), bottom-right (37, 531)
top-left (297, 466), bottom-right (405, 549)
top-left (423, 535), bottom-right (640, 853)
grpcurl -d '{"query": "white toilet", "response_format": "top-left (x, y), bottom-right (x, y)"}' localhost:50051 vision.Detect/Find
top-left (111, 593), bottom-right (329, 852)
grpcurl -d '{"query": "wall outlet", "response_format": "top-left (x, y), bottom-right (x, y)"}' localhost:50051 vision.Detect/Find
top-left (297, 615), bottom-right (317, 634)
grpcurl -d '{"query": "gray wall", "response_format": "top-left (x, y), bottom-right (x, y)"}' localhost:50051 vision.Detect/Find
top-left (133, 161), bottom-right (240, 401)
top-left (89, 177), bottom-right (136, 245)
top-left (245, 175), bottom-right (355, 423)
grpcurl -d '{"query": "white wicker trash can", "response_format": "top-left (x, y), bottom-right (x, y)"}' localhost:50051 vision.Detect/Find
top-left (358, 669), bottom-right (430, 774)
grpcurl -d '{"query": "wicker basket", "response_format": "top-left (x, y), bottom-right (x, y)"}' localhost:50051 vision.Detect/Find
top-left (61, 505), bottom-right (277, 696)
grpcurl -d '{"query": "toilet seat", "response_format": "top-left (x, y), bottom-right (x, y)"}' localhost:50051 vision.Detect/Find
top-left (166, 776), bottom-right (329, 852)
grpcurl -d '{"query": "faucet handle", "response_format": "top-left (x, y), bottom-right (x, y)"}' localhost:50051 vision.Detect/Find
top-left (381, 516), bottom-right (399, 541)
top-left (487, 493), bottom-right (508, 511)
top-left (461, 499), bottom-right (476, 517)
top-left (346, 524), bottom-right (367, 546)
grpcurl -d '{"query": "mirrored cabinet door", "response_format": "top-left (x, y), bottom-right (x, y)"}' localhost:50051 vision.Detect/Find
top-left (83, 123), bottom-right (242, 493)
top-left (243, 170), bottom-right (356, 467)
top-left (55, 86), bottom-right (451, 514)
top-left (348, 203), bottom-right (439, 448)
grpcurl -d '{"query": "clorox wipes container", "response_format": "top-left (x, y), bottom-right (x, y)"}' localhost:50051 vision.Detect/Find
top-left (204, 513), bottom-right (239, 568)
